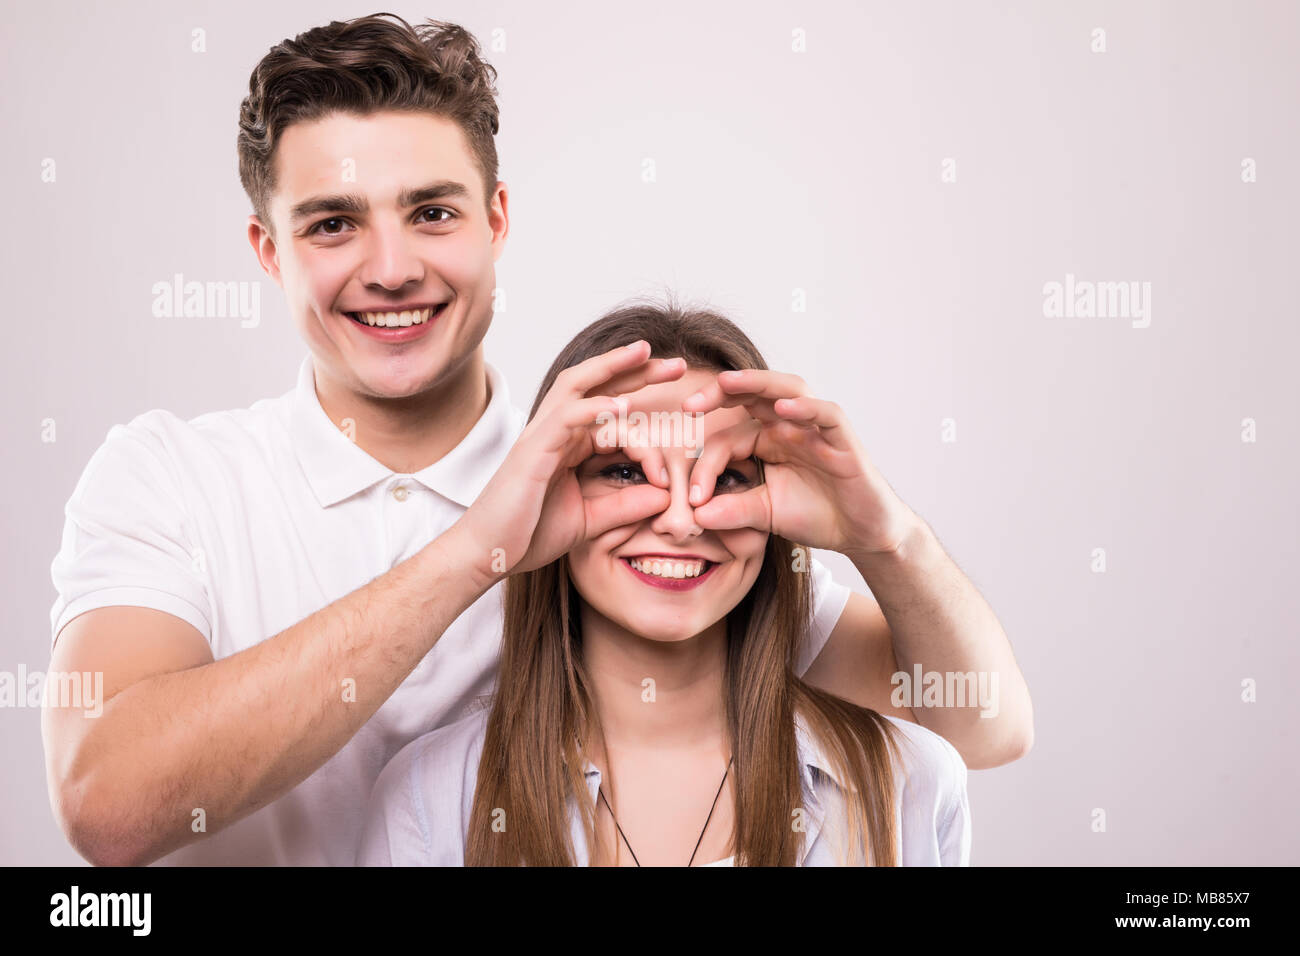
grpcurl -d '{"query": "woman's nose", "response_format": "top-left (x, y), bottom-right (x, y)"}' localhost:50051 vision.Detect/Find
top-left (649, 463), bottom-right (703, 540)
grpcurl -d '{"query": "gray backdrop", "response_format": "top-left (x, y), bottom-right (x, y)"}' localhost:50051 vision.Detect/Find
top-left (2, 0), bottom-right (1296, 864)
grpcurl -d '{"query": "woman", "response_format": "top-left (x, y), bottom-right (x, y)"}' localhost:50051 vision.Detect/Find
top-left (358, 298), bottom-right (970, 866)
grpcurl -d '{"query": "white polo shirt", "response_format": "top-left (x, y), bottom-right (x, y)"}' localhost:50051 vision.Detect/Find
top-left (47, 352), bottom-right (852, 866)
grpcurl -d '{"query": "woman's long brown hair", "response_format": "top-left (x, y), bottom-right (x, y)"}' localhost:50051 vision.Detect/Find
top-left (465, 296), bottom-right (901, 866)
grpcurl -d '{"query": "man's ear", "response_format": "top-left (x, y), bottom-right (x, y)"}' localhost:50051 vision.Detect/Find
top-left (489, 181), bottom-right (510, 263)
top-left (247, 214), bottom-right (284, 287)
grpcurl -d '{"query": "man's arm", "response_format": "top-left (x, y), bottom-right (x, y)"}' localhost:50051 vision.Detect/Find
top-left (42, 521), bottom-right (491, 867)
top-left (42, 343), bottom-right (681, 868)
top-left (802, 514), bottom-right (1033, 770)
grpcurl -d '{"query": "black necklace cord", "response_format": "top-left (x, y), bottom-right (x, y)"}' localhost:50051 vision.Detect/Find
top-left (596, 756), bottom-right (734, 867)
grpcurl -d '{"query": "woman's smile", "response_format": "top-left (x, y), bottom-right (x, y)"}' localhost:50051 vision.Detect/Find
top-left (618, 554), bottom-right (721, 591)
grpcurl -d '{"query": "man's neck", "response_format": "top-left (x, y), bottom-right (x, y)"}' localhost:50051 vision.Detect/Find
top-left (580, 607), bottom-right (729, 760)
top-left (312, 351), bottom-right (490, 475)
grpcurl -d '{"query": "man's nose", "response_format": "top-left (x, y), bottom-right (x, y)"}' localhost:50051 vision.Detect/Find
top-left (359, 219), bottom-right (424, 291)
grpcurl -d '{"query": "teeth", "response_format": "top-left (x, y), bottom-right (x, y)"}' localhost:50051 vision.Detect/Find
top-left (354, 306), bottom-right (438, 327)
top-left (629, 557), bottom-right (708, 579)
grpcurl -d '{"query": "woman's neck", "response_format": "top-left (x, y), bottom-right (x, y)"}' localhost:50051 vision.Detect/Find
top-left (579, 605), bottom-right (729, 758)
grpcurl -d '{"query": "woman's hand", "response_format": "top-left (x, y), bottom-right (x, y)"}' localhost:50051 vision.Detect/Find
top-left (679, 369), bottom-right (920, 560)
top-left (452, 341), bottom-right (684, 584)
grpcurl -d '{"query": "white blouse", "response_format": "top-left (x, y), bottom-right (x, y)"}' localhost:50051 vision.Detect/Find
top-left (358, 704), bottom-right (971, 866)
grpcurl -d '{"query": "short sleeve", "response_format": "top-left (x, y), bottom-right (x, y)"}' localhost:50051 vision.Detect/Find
top-left (794, 556), bottom-right (853, 676)
top-left (49, 416), bottom-right (214, 650)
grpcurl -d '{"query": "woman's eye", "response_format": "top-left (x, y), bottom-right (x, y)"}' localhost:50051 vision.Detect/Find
top-left (598, 462), bottom-right (645, 484)
top-left (714, 469), bottom-right (753, 493)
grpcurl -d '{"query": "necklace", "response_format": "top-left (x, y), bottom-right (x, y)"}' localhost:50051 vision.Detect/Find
top-left (595, 756), bottom-right (734, 866)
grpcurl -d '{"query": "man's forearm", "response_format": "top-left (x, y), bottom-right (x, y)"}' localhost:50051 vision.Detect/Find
top-left (60, 521), bottom-right (488, 865)
top-left (848, 513), bottom-right (1033, 769)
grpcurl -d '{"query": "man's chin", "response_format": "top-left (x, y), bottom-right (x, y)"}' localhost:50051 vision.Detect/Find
top-left (341, 352), bottom-right (448, 401)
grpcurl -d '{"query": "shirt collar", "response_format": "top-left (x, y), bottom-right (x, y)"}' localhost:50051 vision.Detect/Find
top-left (573, 712), bottom-right (842, 865)
top-left (793, 709), bottom-right (858, 795)
top-left (578, 710), bottom-right (849, 797)
top-left (289, 353), bottom-right (525, 509)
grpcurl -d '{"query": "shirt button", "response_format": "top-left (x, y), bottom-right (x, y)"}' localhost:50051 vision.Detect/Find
top-left (392, 485), bottom-right (409, 502)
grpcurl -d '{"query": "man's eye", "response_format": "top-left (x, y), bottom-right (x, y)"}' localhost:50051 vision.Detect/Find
top-left (309, 217), bottom-right (351, 236)
top-left (598, 462), bottom-right (645, 484)
top-left (418, 206), bottom-right (455, 224)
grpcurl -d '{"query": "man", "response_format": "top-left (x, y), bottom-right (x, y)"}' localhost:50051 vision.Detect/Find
top-left (43, 13), bottom-right (1031, 866)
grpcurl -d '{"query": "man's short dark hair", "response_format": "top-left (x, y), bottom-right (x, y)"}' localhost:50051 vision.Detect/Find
top-left (237, 12), bottom-right (500, 234)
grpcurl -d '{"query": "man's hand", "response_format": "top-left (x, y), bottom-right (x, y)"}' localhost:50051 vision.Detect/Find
top-left (679, 366), bottom-right (1033, 768)
top-left (678, 368), bottom-right (921, 558)
top-left (452, 340), bottom-right (681, 583)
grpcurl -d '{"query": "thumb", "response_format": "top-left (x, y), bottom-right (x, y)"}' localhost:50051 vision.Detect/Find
top-left (693, 487), bottom-right (771, 533)
top-left (583, 486), bottom-right (671, 539)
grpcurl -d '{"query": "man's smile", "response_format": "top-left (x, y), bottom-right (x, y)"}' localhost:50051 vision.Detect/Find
top-left (344, 301), bottom-right (448, 328)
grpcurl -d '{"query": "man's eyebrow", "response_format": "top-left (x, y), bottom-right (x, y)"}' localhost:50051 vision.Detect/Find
top-left (288, 180), bottom-right (472, 226)
top-left (289, 193), bottom-right (368, 225)
top-left (398, 180), bottom-right (471, 206)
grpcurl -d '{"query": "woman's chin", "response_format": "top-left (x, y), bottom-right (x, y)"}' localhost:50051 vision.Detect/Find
top-left (632, 626), bottom-right (700, 644)
top-left (612, 612), bottom-right (716, 645)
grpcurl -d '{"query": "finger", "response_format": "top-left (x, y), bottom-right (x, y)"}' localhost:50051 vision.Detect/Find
top-left (585, 404), bottom-right (673, 487)
top-left (553, 394), bottom-right (627, 432)
top-left (585, 434), bottom-right (671, 487)
top-left (535, 395), bottom-right (626, 464)
top-left (683, 387), bottom-right (784, 424)
top-left (686, 419), bottom-right (761, 507)
top-left (584, 484), bottom-right (671, 538)
top-left (772, 395), bottom-right (853, 451)
top-left (678, 383), bottom-right (785, 425)
top-left (752, 419), bottom-right (816, 460)
top-left (626, 440), bottom-right (670, 489)
top-left (693, 485), bottom-right (772, 534)
top-left (681, 369), bottom-right (810, 414)
top-left (545, 340), bottom-right (653, 410)
top-left (588, 356), bottom-right (687, 398)
top-left (716, 369), bottom-right (811, 399)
